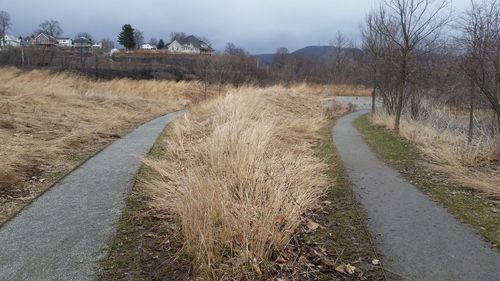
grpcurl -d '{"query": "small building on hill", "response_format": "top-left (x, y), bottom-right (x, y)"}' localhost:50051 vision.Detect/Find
top-left (32, 33), bottom-right (58, 47)
top-left (167, 35), bottom-right (214, 55)
top-left (73, 37), bottom-right (93, 49)
top-left (56, 37), bottom-right (73, 47)
top-left (1, 35), bottom-right (21, 48)
top-left (141, 43), bottom-right (156, 50)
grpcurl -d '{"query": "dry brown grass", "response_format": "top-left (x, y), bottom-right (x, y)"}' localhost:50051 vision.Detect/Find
top-left (144, 85), bottom-right (327, 279)
top-left (318, 84), bottom-right (371, 97)
top-left (0, 67), bottom-right (365, 226)
top-left (0, 67), bottom-right (213, 223)
top-left (372, 102), bottom-right (500, 197)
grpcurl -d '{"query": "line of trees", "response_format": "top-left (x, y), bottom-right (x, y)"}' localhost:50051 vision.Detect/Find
top-left (458, 0), bottom-right (500, 134)
top-left (361, 0), bottom-right (500, 135)
top-left (3, 2), bottom-right (499, 135)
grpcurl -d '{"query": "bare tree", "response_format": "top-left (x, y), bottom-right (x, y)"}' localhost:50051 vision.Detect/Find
top-left (101, 38), bottom-right (115, 52)
top-left (75, 32), bottom-right (93, 42)
top-left (170, 32), bottom-right (187, 42)
top-left (133, 30), bottom-right (144, 49)
top-left (149, 37), bottom-right (158, 46)
top-left (195, 56), bottom-right (213, 100)
top-left (362, 8), bottom-right (402, 115)
top-left (35, 19), bottom-right (63, 37)
top-left (271, 47), bottom-right (292, 82)
top-left (272, 47), bottom-right (289, 67)
top-left (212, 55), bottom-right (230, 94)
top-left (457, 0), bottom-right (500, 133)
top-left (224, 42), bottom-right (246, 56)
top-left (374, 0), bottom-right (450, 133)
top-left (0, 11), bottom-right (11, 48)
top-left (362, 12), bottom-right (385, 112)
top-left (331, 32), bottom-right (352, 83)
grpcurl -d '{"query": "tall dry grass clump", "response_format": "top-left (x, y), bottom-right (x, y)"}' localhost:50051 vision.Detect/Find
top-left (145, 86), bottom-right (327, 278)
top-left (372, 101), bottom-right (500, 197)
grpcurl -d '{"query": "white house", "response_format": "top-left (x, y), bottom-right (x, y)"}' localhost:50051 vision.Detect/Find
top-left (1, 35), bottom-right (21, 48)
top-left (92, 42), bottom-right (102, 49)
top-left (141, 43), bottom-right (156, 50)
top-left (167, 35), bottom-right (213, 55)
top-left (56, 37), bottom-right (73, 47)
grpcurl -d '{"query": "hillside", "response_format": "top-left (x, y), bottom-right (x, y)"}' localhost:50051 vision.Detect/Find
top-left (255, 45), bottom-right (363, 65)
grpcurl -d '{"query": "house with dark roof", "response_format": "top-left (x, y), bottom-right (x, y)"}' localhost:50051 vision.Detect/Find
top-left (167, 35), bottom-right (214, 55)
top-left (73, 37), bottom-right (93, 49)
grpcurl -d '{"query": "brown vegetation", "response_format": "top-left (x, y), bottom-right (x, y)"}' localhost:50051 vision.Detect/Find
top-left (0, 66), bottom-right (376, 278)
top-left (371, 102), bottom-right (500, 197)
top-left (360, 0), bottom-right (500, 199)
top-left (143, 86), bottom-right (329, 279)
top-left (99, 115), bottom-right (388, 281)
top-left (0, 67), bottom-right (367, 227)
top-left (0, 67), bottom-right (212, 223)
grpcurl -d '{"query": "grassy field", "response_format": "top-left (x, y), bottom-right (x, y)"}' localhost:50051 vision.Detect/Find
top-left (0, 67), bottom-right (216, 224)
top-left (0, 67), bottom-right (369, 227)
top-left (354, 114), bottom-right (500, 247)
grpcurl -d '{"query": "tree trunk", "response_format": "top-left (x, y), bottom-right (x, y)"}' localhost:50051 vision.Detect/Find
top-left (371, 86), bottom-right (376, 113)
top-left (21, 46), bottom-right (24, 65)
top-left (394, 86), bottom-right (404, 134)
top-left (95, 53), bottom-right (99, 81)
top-left (80, 48), bottom-right (84, 70)
top-left (468, 80), bottom-right (474, 143)
top-left (394, 52), bottom-right (408, 134)
top-left (371, 63), bottom-right (377, 113)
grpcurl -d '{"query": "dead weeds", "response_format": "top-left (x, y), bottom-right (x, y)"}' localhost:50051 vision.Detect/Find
top-left (0, 67), bottom-right (204, 224)
top-left (99, 108), bottom-right (388, 281)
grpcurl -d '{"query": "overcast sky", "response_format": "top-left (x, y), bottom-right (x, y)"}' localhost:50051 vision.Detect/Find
top-left (1, 0), bottom-right (470, 53)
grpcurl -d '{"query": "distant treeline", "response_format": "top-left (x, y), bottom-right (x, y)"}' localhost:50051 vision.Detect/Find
top-left (0, 44), bottom-right (368, 86)
top-left (0, 41), bottom-right (494, 115)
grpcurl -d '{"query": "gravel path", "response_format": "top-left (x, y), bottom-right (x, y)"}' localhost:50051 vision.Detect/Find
top-left (0, 111), bottom-right (185, 281)
top-left (333, 110), bottom-right (500, 281)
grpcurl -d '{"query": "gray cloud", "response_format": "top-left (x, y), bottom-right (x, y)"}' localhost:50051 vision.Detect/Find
top-left (1, 0), bottom-right (471, 53)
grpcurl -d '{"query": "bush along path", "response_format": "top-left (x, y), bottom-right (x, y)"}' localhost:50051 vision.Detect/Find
top-left (0, 111), bottom-right (185, 281)
top-left (332, 110), bottom-right (500, 281)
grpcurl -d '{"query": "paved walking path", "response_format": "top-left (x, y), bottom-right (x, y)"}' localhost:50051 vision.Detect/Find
top-left (332, 110), bottom-right (500, 281)
top-left (0, 111), bottom-right (185, 281)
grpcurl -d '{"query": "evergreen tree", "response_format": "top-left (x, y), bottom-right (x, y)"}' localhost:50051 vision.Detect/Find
top-left (157, 39), bottom-right (165, 49)
top-left (118, 24), bottom-right (135, 50)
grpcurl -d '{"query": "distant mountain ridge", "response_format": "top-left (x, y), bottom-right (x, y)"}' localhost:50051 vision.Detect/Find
top-left (254, 45), bottom-right (363, 65)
